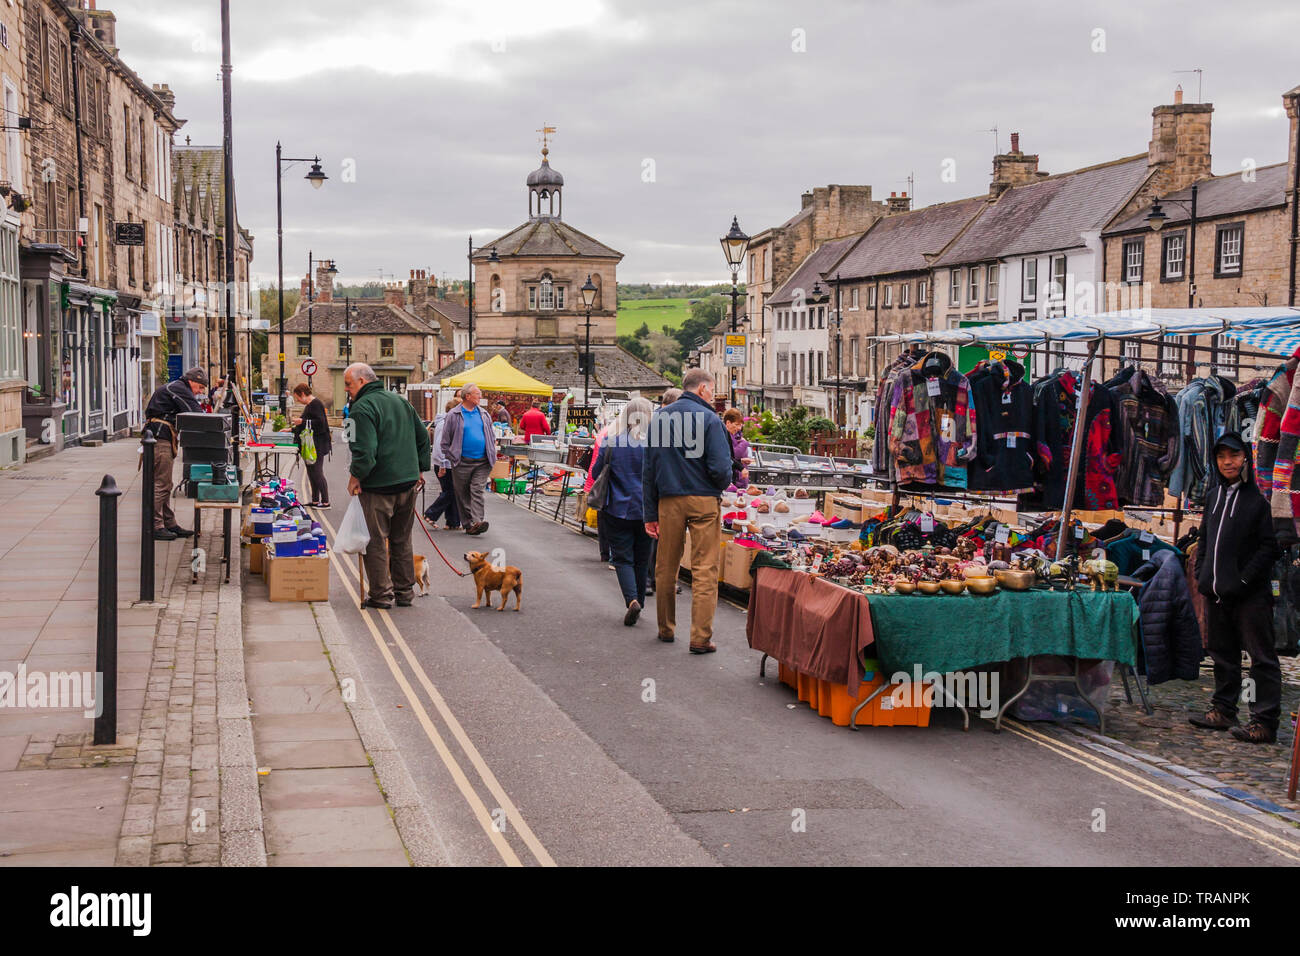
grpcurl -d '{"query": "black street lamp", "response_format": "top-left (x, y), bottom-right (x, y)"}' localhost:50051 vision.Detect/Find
top-left (580, 274), bottom-right (597, 405)
top-left (720, 215), bottom-right (750, 408)
top-left (1145, 181), bottom-right (1200, 372)
top-left (466, 240), bottom-right (501, 367)
top-left (276, 143), bottom-right (327, 411)
top-left (831, 272), bottom-right (843, 429)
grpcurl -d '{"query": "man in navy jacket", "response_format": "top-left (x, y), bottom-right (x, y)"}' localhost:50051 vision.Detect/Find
top-left (643, 368), bottom-right (733, 652)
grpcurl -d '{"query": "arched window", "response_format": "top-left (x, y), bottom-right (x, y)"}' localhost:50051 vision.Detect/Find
top-left (490, 274), bottom-right (502, 312)
top-left (539, 274), bottom-right (554, 311)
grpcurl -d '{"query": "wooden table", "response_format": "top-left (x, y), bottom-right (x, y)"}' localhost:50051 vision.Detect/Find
top-left (194, 500), bottom-right (242, 583)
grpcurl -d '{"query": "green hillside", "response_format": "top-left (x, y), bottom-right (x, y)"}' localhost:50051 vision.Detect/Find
top-left (616, 297), bottom-right (694, 336)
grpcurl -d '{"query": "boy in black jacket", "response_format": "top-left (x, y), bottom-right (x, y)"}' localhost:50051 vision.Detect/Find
top-left (1189, 432), bottom-right (1282, 743)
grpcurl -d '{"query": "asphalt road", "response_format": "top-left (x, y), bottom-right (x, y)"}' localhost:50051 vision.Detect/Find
top-left (310, 446), bottom-right (1300, 866)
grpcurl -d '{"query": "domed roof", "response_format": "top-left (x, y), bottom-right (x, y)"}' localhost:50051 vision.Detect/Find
top-left (526, 149), bottom-right (564, 187)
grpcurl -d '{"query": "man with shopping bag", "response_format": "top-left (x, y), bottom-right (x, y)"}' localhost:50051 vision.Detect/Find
top-left (342, 363), bottom-right (430, 609)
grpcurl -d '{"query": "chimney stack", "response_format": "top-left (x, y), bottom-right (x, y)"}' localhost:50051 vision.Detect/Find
top-left (1148, 88), bottom-right (1213, 195)
top-left (384, 281), bottom-right (406, 308)
top-left (990, 132), bottom-right (1046, 199)
top-left (151, 83), bottom-right (175, 113)
top-left (801, 190), bottom-right (814, 210)
top-left (315, 261), bottom-right (334, 303)
top-left (887, 191), bottom-right (912, 214)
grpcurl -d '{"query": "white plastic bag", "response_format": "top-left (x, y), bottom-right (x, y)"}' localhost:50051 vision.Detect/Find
top-left (335, 497), bottom-right (372, 554)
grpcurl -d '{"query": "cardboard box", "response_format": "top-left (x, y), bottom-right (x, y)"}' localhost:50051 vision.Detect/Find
top-left (721, 543), bottom-right (757, 589)
top-left (247, 534), bottom-right (268, 575)
top-left (264, 544), bottom-right (330, 602)
top-left (490, 459), bottom-right (512, 481)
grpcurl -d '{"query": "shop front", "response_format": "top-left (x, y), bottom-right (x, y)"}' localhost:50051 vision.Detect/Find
top-left (58, 282), bottom-right (117, 444)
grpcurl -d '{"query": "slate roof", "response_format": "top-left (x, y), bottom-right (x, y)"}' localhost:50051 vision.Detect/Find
top-left (827, 197), bottom-right (987, 279)
top-left (475, 218), bottom-right (622, 259)
top-left (425, 298), bottom-right (469, 329)
top-left (934, 155), bottom-right (1149, 266)
top-left (435, 345), bottom-right (672, 391)
top-left (277, 300), bottom-right (437, 335)
top-left (1104, 162), bottom-right (1291, 235)
top-left (767, 234), bottom-right (862, 307)
top-left (173, 145), bottom-right (255, 252)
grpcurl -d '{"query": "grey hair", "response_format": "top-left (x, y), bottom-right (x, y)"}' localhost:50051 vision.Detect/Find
top-left (461, 382), bottom-right (481, 396)
top-left (611, 397), bottom-right (655, 442)
top-left (345, 362), bottom-right (377, 384)
top-left (660, 387), bottom-right (682, 405)
top-left (682, 368), bottom-right (712, 393)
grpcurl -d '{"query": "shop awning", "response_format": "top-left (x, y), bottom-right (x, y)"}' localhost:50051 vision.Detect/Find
top-left (875, 307), bottom-right (1300, 347)
top-left (1223, 326), bottom-right (1300, 357)
top-left (439, 353), bottom-right (552, 396)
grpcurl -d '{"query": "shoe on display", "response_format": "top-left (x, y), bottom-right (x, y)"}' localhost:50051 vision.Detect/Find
top-left (827, 518), bottom-right (854, 530)
top-left (166, 526), bottom-right (195, 538)
top-left (807, 511), bottom-right (828, 524)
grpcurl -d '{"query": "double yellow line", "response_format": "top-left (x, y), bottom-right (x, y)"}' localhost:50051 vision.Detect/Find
top-left (313, 507), bottom-right (555, 868)
top-left (1002, 718), bottom-right (1300, 861)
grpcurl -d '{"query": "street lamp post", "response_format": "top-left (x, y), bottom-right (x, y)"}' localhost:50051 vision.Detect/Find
top-left (720, 216), bottom-right (750, 409)
top-left (466, 240), bottom-right (500, 367)
top-left (1144, 181), bottom-right (1200, 375)
top-left (580, 275), bottom-right (597, 406)
top-left (276, 142), bottom-right (326, 411)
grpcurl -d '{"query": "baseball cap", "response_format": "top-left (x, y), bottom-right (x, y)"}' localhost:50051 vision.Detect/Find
top-left (1213, 431), bottom-right (1246, 454)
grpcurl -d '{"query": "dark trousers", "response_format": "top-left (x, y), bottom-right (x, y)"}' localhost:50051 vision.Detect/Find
top-left (1206, 591), bottom-right (1282, 731)
top-left (603, 511), bottom-right (652, 607)
top-left (424, 468), bottom-right (461, 528)
top-left (597, 508), bottom-right (612, 561)
top-left (305, 456), bottom-right (330, 505)
top-left (359, 488), bottom-right (417, 604)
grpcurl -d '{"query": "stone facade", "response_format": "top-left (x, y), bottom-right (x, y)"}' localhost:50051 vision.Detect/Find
top-left (0, 0), bottom-right (28, 464)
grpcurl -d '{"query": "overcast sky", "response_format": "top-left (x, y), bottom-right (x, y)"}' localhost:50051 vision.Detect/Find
top-left (107, 0), bottom-right (1299, 288)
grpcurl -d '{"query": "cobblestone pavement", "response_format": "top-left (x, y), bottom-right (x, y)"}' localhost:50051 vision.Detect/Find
top-left (1096, 656), bottom-right (1300, 813)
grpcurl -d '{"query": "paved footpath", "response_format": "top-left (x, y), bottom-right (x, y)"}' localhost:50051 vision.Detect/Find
top-left (0, 438), bottom-right (412, 866)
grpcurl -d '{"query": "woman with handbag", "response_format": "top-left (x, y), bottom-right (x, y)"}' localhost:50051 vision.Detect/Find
top-left (292, 382), bottom-right (333, 508)
top-left (590, 398), bottom-right (655, 625)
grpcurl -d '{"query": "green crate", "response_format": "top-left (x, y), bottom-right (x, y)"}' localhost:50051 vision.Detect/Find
top-left (197, 481), bottom-right (239, 502)
top-left (493, 478), bottom-right (527, 494)
top-left (186, 463), bottom-right (213, 482)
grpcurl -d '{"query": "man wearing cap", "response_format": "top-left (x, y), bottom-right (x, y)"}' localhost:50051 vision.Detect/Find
top-left (144, 367), bottom-right (208, 541)
top-left (1189, 431), bottom-right (1283, 743)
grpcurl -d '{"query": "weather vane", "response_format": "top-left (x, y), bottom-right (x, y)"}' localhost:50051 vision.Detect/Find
top-left (537, 124), bottom-right (557, 157)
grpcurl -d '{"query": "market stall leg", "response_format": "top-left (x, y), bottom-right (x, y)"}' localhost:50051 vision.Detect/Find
top-left (995, 656), bottom-right (1106, 734)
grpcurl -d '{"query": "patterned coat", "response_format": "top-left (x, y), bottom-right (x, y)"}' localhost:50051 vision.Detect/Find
top-left (1255, 349), bottom-right (1300, 501)
top-left (1168, 376), bottom-right (1235, 506)
top-left (1108, 367), bottom-right (1179, 507)
top-left (1264, 348), bottom-right (1300, 537)
top-left (889, 351), bottom-right (976, 487)
top-left (1032, 371), bottom-right (1122, 510)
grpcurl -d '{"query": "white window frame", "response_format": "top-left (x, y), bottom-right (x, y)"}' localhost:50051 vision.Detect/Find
top-left (1217, 225), bottom-right (1243, 276)
top-left (1124, 240), bottom-right (1144, 284)
top-left (1163, 233), bottom-right (1185, 279)
top-left (868, 286), bottom-right (878, 308)
top-left (1022, 259), bottom-right (1037, 301)
top-left (949, 269), bottom-right (961, 306)
top-left (985, 264), bottom-right (998, 303)
top-left (967, 266), bottom-right (980, 305)
top-left (883, 284), bottom-right (893, 307)
top-left (918, 278), bottom-right (929, 305)
top-left (900, 282), bottom-right (910, 307)
top-left (1050, 255), bottom-right (1067, 299)
top-left (850, 287), bottom-right (859, 310)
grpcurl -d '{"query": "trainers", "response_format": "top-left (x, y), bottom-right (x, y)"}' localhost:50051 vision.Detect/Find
top-left (1229, 721), bottom-right (1276, 744)
top-left (316, 502), bottom-right (331, 511)
top-left (624, 600), bottom-right (641, 626)
top-left (1188, 707), bottom-right (1237, 731)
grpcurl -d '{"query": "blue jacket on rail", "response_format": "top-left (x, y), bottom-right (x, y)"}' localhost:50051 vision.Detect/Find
top-left (641, 390), bottom-right (733, 522)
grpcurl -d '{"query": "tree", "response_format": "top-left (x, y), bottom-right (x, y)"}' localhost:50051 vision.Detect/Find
top-left (633, 322), bottom-right (651, 339)
top-left (646, 330), bottom-right (682, 372)
top-left (617, 334), bottom-right (650, 363)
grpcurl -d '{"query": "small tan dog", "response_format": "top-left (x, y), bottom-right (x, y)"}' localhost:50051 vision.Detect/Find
top-left (358, 552), bottom-right (430, 604)
top-left (464, 551), bottom-right (522, 611)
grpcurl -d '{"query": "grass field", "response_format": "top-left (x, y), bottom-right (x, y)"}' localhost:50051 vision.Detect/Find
top-left (616, 297), bottom-right (693, 336)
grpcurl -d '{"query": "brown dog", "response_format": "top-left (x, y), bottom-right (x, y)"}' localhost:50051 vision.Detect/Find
top-left (464, 551), bottom-right (522, 611)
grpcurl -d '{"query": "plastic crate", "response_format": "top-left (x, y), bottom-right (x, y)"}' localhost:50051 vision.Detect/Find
top-left (196, 481), bottom-right (239, 502)
top-left (493, 478), bottom-right (527, 494)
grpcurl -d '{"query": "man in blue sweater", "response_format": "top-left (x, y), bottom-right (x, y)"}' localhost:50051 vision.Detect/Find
top-left (643, 368), bottom-right (733, 652)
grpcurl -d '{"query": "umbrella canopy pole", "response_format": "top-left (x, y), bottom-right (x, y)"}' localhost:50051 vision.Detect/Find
top-left (1055, 339), bottom-right (1101, 560)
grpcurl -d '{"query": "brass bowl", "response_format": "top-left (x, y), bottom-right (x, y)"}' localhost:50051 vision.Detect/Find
top-left (939, 579), bottom-right (966, 595)
top-left (892, 580), bottom-right (916, 595)
top-left (917, 580), bottom-right (941, 595)
top-left (994, 569), bottom-right (1035, 592)
top-left (965, 576), bottom-right (998, 596)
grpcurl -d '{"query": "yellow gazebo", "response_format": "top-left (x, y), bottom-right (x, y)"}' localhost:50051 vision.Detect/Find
top-left (440, 354), bottom-right (552, 396)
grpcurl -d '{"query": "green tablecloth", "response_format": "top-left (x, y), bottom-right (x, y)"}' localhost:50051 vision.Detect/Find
top-left (866, 588), bottom-right (1139, 676)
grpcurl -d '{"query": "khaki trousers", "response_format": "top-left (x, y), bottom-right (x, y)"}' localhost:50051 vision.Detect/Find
top-left (359, 488), bottom-right (417, 604)
top-left (153, 439), bottom-right (177, 531)
top-left (654, 495), bottom-right (721, 645)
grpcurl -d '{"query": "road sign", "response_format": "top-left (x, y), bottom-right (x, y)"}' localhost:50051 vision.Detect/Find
top-left (301, 359), bottom-right (318, 376)
top-left (724, 333), bottom-right (747, 367)
top-left (277, 352), bottom-right (285, 362)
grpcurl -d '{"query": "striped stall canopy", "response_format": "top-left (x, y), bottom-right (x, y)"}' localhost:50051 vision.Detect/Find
top-left (1222, 325), bottom-right (1300, 357)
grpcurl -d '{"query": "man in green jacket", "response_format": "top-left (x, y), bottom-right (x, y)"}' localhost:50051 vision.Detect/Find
top-left (344, 363), bottom-right (431, 608)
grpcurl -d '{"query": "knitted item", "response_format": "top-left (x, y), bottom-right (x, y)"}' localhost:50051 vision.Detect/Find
top-left (888, 352), bottom-right (976, 487)
top-left (1256, 349), bottom-right (1300, 500)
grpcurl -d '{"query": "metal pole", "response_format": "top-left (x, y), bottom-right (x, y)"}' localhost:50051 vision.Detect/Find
top-left (583, 307), bottom-right (591, 405)
top-left (307, 250), bottom-right (313, 386)
top-left (1055, 339), bottom-right (1101, 560)
top-left (221, 0), bottom-right (241, 481)
top-left (276, 140), bottom-right (286, 413)
top-left (94, 474), bottom-right (121, 745)
top-left (729, 272), bottom-right (738, 408)
top-left (140, 433), bottom-right (155, 602)
top-left (467, 235), bottom-right (474, 357)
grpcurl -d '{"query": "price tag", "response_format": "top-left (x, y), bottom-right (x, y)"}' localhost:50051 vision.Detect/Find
top-left (1141, 549), bottom-right (1151, 562)
top-left (926, 378), bottom-right (940, 397)
top-left (920, 514), bottom-right (934, 532)
top-left (1272, 580), bottom-right (1282, 598)
top-left (1139, 530), bottom-right (1154, 544)
top-left (1001, 391), bottom-right (1012, 404)
top-left (1074, 526), bottom-right (1085, 540)
top-left (1006, 434), bottom-right (1017, 448)
top-left (995, 525), bottom-right (1010, 544)
top-left (812, 554), bottom-right (824, 571)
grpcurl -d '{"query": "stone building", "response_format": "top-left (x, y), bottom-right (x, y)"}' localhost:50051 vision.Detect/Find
top-left (18, 0), bottom-right (183, 453)
top-left (0, 0), bottom-right (28, 464)
top-left (736, 184), bottom-right (892, 407)
top-left (261, 261), bottom-right (442, 413)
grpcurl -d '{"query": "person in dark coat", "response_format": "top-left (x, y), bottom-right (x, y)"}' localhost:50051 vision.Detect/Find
top-left (291, 382), bottom-right (333, 508)
top-left (143, 367), bottom-right (206, 540)
top-left (1132, 549), bottom-right (1203, 684)
top-left (591, 398), bottom-right (655, 626)
top-left (1189, 432), bottom-right (1282, 743)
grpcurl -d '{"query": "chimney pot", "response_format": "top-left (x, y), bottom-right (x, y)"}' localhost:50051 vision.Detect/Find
top-left (1174, 85), bottom-right (1183, 105)
top-left (1010, 132), bottom-right (1020, 153)
top-left (901, 192), bottom-right (907, 198)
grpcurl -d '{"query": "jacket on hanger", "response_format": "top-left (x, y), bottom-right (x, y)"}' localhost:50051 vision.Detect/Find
top-left (872, 352), bottom-right (918, 477)
top-left (888, 351), bottom-right (975, 487)
top-left (967, 358), bottom-right (1034, 493)
top-left (1168, 375), bottom-right (1236, 506)
top-left (1109, 366), bottom-right (1179, 507)
top-left (1257, 348), bottom-right (1300, 536)
top-left (1132, 549), bottom-right (1204, 684)
top-left (1031, 370), bottom-right (1122, 509)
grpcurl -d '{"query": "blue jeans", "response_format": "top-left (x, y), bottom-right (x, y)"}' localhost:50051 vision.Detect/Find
top-left (602, 511), bottom-right (651, 607)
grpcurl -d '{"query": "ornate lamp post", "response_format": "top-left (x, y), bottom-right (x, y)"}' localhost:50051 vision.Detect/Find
top-left (720, 216), bottom-right (750, 408)
top-left (467, 240), bottom-right (501, 366)
top-left (276, 145), bottom-right (326, 410)
top-left (580, 275), bottom-right (597, 405)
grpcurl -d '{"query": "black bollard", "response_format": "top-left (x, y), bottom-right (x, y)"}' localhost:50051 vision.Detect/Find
top-left (140, 432), bottom-right (156, 603)
top-left (95, 475), bottom-right (122, 746)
